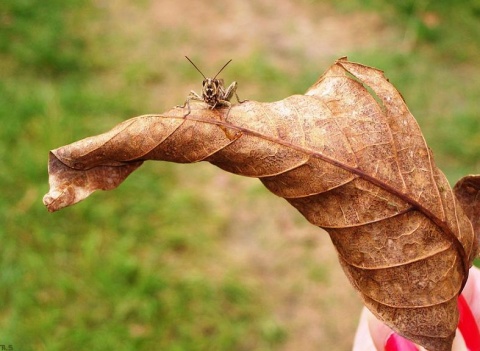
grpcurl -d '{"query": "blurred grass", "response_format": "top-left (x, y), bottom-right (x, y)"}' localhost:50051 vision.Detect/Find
top-left (1, 0), bottom-right (480, 350)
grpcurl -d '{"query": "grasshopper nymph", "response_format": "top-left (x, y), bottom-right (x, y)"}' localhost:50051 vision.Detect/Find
top-left (177, 56), bottom-right (244, 117)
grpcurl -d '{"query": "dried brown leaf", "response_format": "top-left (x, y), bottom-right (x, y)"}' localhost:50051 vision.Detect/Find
top-left (43, 58), bottom-right (479, 351)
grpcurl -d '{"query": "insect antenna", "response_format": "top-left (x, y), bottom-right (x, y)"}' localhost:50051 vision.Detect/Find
top-left (213, 59), bottom-right (232, 79)
top-left (185, 56), bottom-right (206, 79)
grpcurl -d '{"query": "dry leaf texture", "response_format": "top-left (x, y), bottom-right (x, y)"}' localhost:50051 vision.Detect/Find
top-left (43, 58), bottom-right (479, 351)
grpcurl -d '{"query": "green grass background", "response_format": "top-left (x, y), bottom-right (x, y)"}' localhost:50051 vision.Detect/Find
top-left (1, 0), bottom-right (480, 350)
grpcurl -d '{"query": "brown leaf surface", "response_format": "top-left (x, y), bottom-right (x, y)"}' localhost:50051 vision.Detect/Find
top-left (43, 58), bottom-right (479, 351)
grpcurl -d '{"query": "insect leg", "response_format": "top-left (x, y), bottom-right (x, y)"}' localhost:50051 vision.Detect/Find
top-left (210, 101), bottom-right (219, 110)
top-left (223, 82), bottom-right (237, 102)
top-left (234, 91), bottom-right (246, 104)
top-left (217, 99), bottom-right (233, 120)
top-left (176, 91), bottom-right (203, 117)
top-left (224, 82), bottom-right (246, 104)
top-left (189, 90), bottom-right (203, 100)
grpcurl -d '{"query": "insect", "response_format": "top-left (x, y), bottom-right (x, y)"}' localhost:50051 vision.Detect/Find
top-left (177, 56), bottom-right (244, 117)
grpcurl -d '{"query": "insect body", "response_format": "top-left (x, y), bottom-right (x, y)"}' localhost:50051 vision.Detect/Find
top-left (177, 56), bottom-right (244, 117)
